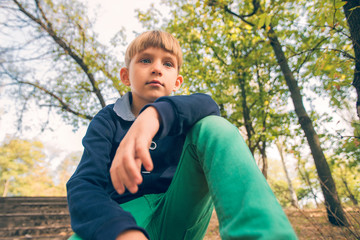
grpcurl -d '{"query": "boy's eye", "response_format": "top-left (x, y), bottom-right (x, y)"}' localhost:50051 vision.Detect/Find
top-left (164, 61), bottom-right (174, 68)
top-left (140, 58), bottom-right (151, 64)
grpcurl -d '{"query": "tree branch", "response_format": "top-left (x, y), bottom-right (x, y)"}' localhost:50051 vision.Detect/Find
top-left (219, 0), bottom-right (260, 22)
top-left (224, 5), bottom-right (255, 27)
top-left (293, 38), bottom-right (328, 73)
top-left (18, 80), bottom-right (93, 120)
top-left (12, 0), bottom-right (106, 108)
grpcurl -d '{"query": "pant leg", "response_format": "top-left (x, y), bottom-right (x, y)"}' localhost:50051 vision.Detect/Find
top-left (183, 115), bottom-right (298, 240)
top-left (143, 137), bottom-right (215, 240)
top-left (67, 195), bottom-right (157, 240)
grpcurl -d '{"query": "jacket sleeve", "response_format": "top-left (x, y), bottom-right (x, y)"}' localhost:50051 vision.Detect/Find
top-left (66, 110), bottom-right (149, 240)
top-left (143, 93), bottom-right (220, 139)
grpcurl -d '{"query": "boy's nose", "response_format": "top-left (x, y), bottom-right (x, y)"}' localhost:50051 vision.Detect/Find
top-left (151, 62), bottom-right (163, 76)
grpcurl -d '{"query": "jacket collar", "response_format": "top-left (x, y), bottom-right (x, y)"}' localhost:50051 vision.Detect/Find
top-left (113, 92), bottom-right (135, 121)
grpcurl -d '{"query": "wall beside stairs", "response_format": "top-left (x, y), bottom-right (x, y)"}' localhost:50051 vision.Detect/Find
top-left (0, 197), bottom-right (73, 240)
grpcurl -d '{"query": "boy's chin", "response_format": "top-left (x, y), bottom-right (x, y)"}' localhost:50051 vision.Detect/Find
top-left (147, 93), bottom-right (171, 101)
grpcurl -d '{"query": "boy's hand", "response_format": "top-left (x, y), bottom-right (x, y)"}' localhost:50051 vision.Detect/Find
top-left (116, 230), bottom-right (148, 240)
top-left (110, 107), bottom-right (160, 195)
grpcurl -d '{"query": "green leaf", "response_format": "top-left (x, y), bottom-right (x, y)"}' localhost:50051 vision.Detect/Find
top-left (257, 13), bottom-right (266, 28)
top-left (335, 1), bottom-right (347, 9)
top-left (265, 15), bottom-right (271, 28)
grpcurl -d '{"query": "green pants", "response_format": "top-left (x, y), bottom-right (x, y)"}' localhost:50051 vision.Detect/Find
top-left (70, 116), bottom-right (297, 240)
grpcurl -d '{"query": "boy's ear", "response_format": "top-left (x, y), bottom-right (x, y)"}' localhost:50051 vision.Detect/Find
top-left (120, 67), bottom-right (131, 86)
top-left (173, 75), bottom-right (183, 92)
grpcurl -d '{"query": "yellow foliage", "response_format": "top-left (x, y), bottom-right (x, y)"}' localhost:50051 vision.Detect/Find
top-left (0, 137), bottom-right (66, 196)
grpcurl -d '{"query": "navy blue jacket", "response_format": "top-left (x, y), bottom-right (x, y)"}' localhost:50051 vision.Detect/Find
top-left (66, 93), bottom-right (220, 240)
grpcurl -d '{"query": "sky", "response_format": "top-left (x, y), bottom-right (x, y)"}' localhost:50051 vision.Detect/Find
top-left (0, 0), bottom-right (167, 168)
top-left (86, 0), bottom-right (160, 42)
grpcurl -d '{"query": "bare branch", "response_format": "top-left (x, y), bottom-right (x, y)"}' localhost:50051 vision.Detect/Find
top-left (12, 0), bottom-right (106, 108)
top-left (224, 5), bottom-right (255, 27)
top-left (293, 38), bottom-right (328, 73)
top-left (18, 80), bottom-right (93, 120)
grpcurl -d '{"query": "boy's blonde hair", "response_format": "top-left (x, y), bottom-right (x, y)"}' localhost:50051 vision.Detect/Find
top-left (125, 30), bottom-right (183, 72)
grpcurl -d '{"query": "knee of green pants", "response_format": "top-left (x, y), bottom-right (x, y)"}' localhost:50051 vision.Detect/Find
top-left (188, 115), bottom-right (250, 163)
top-left (190, 116), bottom-right (242, 144)
top-left (192, 115), bottom-right (235, 134)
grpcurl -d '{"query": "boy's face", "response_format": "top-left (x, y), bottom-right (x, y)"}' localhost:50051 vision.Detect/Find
top-left (120, 47), bottom-right (183, 106)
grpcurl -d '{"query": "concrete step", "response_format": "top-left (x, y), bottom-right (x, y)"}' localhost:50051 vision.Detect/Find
top-left (0, 212), bottom-right (70, 228)
top-left (0, 235), bottom-right (71, 240)
top-left (2, 203), bottom-right (69, 214)
top-left (0, 197), bottom-right (73, 238)
top-left (0, 197), bottom-right (68, 213)
top-left (0, 197), bottom-right (67, 204)
top-left (0, 225), bottom-right (72, 237)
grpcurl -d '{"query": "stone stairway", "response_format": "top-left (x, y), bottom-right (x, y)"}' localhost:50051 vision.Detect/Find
top-left (0, 197), bottom-right (73, 240)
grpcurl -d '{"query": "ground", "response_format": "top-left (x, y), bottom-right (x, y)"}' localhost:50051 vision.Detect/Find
top-left (204, 208), bottom-right (360, 240)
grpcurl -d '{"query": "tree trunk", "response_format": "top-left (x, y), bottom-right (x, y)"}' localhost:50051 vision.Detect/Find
top-left (305, 172), bottom-right (320, 208)
top-left (237, 71), bottom-right (268, 178)
top-left (267, 27), bottom-right (349, 226)
top-left (343, 0), bottom-right (360, 119)
top-left (237, 72), bottom-right (254, 153)
top-left (341, 175), bottom-right (358, 206)
top-left (260, 141), bottom-right (268, 179)
top-left (275, 141), bottom-right (299, 208)
top-left (296, 155), bottom-right (320, 208)
top-left (3, 179), bottom-right (10, 197)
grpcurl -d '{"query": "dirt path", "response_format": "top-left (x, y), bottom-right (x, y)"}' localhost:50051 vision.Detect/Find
top-left (204, 208), bottom-right (360, 240)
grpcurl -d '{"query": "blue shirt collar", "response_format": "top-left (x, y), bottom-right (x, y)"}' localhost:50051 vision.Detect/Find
top-left (113, 92), bottom-right (135, 121)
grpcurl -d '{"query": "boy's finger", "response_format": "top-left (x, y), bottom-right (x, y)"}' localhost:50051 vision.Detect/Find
top-left (110, 167), bottom-right (125, 194)
top-left (111, 148), bottom-right (134, 194)
top-left (117, 154), bottom-right (143, 194)
top-left (123, 154), bottom-right (143, 184)
top-left (121, 171), bottom-right (139, 194)
top-left (134, 141), bottom-right (153, 172)
top-left (142, 154), bottom-right (153, 172)
top-left (112, 161), bottom-right (139, 194)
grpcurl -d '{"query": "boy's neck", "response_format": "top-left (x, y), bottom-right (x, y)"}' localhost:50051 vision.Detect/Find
top-left (130, 95), bottom-right (151, 118)
top-left (131, 104), bottom-right (142, 118)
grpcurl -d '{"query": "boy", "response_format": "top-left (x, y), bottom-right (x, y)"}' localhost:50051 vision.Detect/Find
top-left (67, 30), bottom-right (297, 240)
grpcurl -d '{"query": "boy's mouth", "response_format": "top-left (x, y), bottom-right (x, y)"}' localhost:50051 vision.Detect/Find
top-left (147, 80), bottom-right (163, 86)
